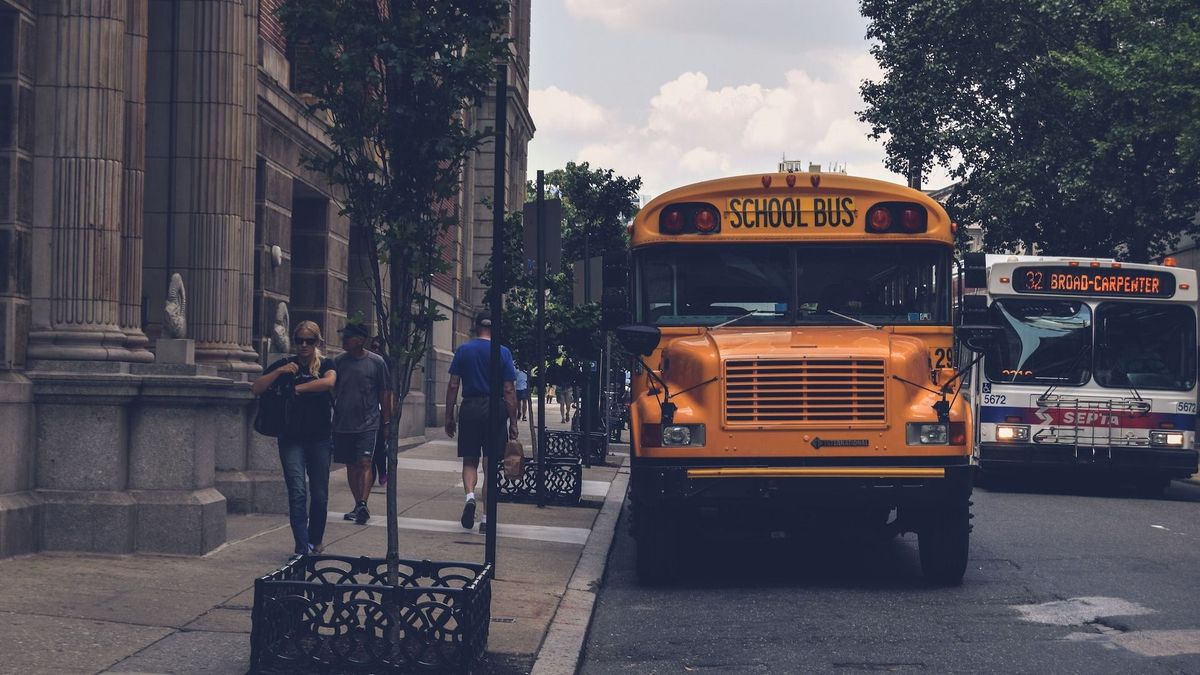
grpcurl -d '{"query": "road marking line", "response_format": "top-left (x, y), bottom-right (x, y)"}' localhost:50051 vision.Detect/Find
top-left (327, 514), bottom-right (590, 545)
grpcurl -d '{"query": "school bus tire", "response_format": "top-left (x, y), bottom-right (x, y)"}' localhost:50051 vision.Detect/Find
top-left (634, 504), bottom-right (674, 586)
top-left (918, 498), bottom-right (972, 586)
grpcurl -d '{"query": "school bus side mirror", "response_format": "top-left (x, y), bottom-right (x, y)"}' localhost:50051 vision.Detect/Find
top-left (615, 324), bottom-right (661, 356)
top-left (958, 324), bottom-right (1002, 353)
top-left (963, 252), bottom-right (987, 288)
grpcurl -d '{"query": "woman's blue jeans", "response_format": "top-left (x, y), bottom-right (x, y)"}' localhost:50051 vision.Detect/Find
top-left (277, 437), bottom-right (332, 554)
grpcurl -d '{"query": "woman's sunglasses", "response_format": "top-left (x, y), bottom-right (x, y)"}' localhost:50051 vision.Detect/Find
top-left (295, 337), bottom-right (319, 346)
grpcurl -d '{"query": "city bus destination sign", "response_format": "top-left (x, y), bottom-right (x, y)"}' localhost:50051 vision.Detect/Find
top-left (1012, 266), bottom-right (1176, 298)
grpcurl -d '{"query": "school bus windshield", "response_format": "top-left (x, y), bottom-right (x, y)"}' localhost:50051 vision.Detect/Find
top-left (636, 244), bottom-right (951, 327)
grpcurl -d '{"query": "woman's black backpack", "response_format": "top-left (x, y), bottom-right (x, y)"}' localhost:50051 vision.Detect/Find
top-left (253, 366), bottom-right (296, 438)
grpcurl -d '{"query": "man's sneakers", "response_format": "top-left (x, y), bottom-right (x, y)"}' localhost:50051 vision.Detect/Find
top-left (460, 497), bottom-right (476, 529)
top-left (345, 502), bottom-right (370, 525)
top-left (479, 520), bottom-right (486, 533)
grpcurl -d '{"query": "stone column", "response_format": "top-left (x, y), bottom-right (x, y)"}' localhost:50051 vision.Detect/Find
top-left (239, 0), bottom-right (258, 365)
top-left (169, 0), bottom-right (257, 373)
top-left (27, 0), bottom-right (130, 363)
top-left (120, 0), bottom-right (152, 362)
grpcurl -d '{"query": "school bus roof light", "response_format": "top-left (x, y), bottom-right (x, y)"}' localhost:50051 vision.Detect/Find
top-left (1164, 257), bottom-right (1178, 267)
top-left (901, 207), bottom-right (925, 232)
top-left (694, 208), bottom-right (718, 233)
top-left (867, 206), bottom-right (892, 233)
top-left (786, 173), bottom-right (797, 188)
top-left (662, 209), bottom-right (684, 234)
top-left (761, 175), bottom-right (773, 188)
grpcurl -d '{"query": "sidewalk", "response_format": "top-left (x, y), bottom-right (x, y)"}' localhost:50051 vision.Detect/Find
top-left (0, 413), bottom-right (628, 674)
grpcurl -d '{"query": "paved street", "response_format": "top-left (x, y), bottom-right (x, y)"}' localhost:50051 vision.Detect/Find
top-left (582, 477), bottom-right (1200, 674)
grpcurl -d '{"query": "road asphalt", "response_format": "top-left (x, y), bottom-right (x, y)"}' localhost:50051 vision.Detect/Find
top-left (0, 412), bottom-right (628, 675)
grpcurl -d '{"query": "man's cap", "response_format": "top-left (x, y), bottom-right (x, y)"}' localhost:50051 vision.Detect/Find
top-left (340, 323), bottom-right (369, 339)
top-left (474, 311), bottom-right (493, 328)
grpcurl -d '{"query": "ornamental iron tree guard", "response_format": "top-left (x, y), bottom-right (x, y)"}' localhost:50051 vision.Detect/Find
top-left (249, 61), bottom-right (512, 673)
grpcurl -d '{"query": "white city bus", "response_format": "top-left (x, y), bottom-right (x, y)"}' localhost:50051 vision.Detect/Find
top-left (962, 254), bottom-right (1199, 492)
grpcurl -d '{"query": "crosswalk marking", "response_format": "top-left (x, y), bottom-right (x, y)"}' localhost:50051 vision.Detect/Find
top-left (391, 457), bottom-right (610, 497)
top-left (327, 514), bottom-right (590, 545)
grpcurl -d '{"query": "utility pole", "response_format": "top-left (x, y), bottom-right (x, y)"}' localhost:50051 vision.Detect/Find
top-left (485, 63), bottom-right (507, 570)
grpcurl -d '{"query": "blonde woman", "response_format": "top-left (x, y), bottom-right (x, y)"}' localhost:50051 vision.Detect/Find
top-left (252, 321), bottom-right (336, 555)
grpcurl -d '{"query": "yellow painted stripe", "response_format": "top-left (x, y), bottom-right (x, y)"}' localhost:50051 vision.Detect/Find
top-left (686, 467), bottom-right (945, 479)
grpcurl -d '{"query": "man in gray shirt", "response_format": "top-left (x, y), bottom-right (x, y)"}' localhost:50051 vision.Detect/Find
top-left (333, 322), bottom-right (393, 524)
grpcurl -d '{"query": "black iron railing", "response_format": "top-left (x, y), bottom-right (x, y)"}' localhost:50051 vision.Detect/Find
top-left (250, 555), bottom-right (491, 673)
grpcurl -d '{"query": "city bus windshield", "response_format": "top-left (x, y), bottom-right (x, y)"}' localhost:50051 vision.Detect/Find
top-left (1094, 303), bottom-right (1196, 391)
top-left (636, 245), bottom-right (950, 327)
top-left (985, 299), bottom-right (1091, 384)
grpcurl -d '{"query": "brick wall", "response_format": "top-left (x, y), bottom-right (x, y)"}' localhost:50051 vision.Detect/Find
top-left (259, 0), bottom-right (286, 55)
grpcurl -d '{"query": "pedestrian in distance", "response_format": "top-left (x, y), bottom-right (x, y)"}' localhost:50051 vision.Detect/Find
top-left (549, 361), bottom-right (575, 423)
top-left (368, 335), bottom-right (395, 487)
top-left (516, 366), bottom-right (530, 421)
top-left (333, 322), bottom-right (393, 525)
top-left (251, 320), bottom-right (337, 556)
top-left (445, 312), bottom-right (519, 532)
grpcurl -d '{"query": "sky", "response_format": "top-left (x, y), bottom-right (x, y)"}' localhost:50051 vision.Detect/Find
top-left (526, 0), bottom-right (951, 200)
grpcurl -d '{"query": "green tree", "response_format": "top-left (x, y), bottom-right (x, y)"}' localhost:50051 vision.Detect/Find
top-left (277, 0), bottom-right (510, 574)
top-left (484, 163), bottom-right (641, 375)
top-left (859, 0), bottom-right (1200, 261)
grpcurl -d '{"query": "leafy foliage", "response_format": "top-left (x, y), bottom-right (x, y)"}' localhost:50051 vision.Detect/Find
top-left (278, 0), bottom-right (509, 400)
top-left (483, 162), bottom-right (641, 373)
top-left (859, 0), bottom-right (1200, 260)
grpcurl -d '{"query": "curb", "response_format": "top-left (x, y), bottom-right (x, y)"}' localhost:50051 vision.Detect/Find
top-left (529, 456), bottom-right (630, 675)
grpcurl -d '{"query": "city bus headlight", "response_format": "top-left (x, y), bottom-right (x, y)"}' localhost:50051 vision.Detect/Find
top-left (661, 425), bottom-right (705, 447)
top-left (996, 424), bottom-right (1030, 442)
top-left (1149, 430), bottom-right (1185, 447)
top-left (907, 423), bottom-right (948, 445)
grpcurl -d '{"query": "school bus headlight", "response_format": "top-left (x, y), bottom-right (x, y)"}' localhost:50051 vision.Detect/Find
top-left (1149, 431), bottom-right (1185, 447)
top-left (662, 425), bottom-right (705, 447)
top-left (906, 423), bottom-right (948, 445)
top-left (996, 424), bottom-right (1030, 442)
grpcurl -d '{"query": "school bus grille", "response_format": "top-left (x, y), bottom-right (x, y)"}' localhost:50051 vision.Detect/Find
top-left (723, 358), bottom-right (887, 426)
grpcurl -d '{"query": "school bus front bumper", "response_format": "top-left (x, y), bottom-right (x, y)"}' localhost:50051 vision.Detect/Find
top-left (631, 457), bottom-right (974, 509)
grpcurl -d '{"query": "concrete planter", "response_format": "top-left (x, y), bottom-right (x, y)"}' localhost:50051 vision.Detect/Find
top-left (250, 555), bottom-right (491, 673)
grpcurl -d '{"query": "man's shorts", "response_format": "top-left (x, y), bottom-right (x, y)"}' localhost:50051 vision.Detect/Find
top-left (517, 388), bottom-right (530, 401)
top-left (333, 430), bottom-right (377, 465)
top-left (458, 397), bottom-right (505, 459)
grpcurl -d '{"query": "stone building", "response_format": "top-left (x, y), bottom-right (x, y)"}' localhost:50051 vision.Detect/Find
top-left (0, 0), bottom-right (533, 558)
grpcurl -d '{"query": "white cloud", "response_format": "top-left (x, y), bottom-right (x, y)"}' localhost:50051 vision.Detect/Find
top-left (536, 60), bottom-right (910, 197)
top-left (563, 0), bottom-right (670, 28)
top-left (529, 86), bottom-right (607, 134)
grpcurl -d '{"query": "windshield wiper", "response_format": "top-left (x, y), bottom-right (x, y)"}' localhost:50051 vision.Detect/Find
top-left (823, 309), bottom-right (880, 330)
top-left (710, 309), bottom-right (785, 330)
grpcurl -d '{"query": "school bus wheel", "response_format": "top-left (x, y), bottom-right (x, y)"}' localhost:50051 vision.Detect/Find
top-left (633, 503), bottom-right (675, 586)
top-left (917, 498), bottom-right (972, 586)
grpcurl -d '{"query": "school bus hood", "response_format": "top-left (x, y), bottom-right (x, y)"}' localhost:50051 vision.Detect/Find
top-left (660, 327), bottom-right (931, 389)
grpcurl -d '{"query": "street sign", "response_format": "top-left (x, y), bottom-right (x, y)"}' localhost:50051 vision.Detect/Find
top-left (522, 199), bottom-right (562, 273)
top-left (572, 256), bottom-right (603, 305)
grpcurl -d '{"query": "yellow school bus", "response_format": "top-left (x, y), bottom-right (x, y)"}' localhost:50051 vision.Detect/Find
top-left (609, 172), bottom-right (974, 585)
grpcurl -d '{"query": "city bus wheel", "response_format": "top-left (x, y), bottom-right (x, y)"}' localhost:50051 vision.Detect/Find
top-left (634, 505), bottom-right (674, 586)
top-left (918, 500), bottom-right (971, 586)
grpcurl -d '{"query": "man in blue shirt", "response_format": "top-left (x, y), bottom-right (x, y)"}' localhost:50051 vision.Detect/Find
top-left (445, 312), bottom-right (518, 531)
